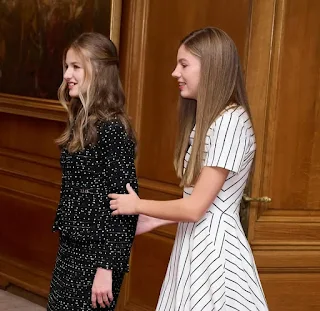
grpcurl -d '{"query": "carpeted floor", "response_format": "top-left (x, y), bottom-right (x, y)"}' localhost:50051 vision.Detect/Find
top-left (0, 289), bottom-right (45, 311)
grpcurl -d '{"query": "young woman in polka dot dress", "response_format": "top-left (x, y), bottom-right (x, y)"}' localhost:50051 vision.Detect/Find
top-left (47, 33), bottom-right (138, 311)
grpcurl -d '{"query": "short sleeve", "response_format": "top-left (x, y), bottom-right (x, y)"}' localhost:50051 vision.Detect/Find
top-left (204, 110), bottom-right (248, 173)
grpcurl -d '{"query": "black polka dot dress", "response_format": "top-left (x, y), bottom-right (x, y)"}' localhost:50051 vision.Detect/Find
top-left (47, 120), bottom-right (138, 311)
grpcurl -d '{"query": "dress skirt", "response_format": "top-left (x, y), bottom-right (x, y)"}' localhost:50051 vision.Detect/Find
top-left (47, 236), bottom-right (125, 311)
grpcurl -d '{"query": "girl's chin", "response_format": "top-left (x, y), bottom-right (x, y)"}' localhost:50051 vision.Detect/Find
top-left (180, 93), bottom-right (196, 100)
top-left (68, 90), bottom-right (79, 98)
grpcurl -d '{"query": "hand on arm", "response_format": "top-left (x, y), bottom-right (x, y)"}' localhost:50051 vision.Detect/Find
top-left (91, 268), bottom-right (113, 309)
top-left (109, 166), bottom-right (229, 222)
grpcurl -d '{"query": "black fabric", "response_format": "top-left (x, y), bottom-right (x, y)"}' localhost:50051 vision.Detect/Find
top-left (48, 120), bottom-right (138, 310)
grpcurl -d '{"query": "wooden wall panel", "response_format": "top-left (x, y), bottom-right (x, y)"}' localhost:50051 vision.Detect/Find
top-left (247, 0), bottom-right (320, 243)
top-left (0, 111), bottom-right (62, 296)
top-left (126, 234), bottom-right (174, 310)
top-left (246, 0), bottom-right (320, 309)
top-left (0, 190), bottom-right (57, 272)
top-left (260, 273), bottom-right (320, 311)
top-left (0, 112), bottom-right (63, 157)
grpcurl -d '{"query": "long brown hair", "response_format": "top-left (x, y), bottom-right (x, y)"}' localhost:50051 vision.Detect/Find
top-left (174, 27), bottom-right (252, 186)
top-left (56, 32), bottom-right (135, 153)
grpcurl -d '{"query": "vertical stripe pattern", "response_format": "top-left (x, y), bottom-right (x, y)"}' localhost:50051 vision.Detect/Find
top-left (156, 107), bottom-right (268, 311)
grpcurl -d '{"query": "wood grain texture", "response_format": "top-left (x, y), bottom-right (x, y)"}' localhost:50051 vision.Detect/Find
top-left (246, 0), bottom-right (320, 308)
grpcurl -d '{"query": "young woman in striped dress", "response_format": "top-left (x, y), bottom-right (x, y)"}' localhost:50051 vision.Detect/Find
top-left (109, 27), bottom-right (269, 311)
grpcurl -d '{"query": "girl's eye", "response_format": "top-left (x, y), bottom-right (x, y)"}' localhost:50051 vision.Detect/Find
top-left (181, 64), bottom-right (187, 68)
top-left (74, 65), bottom-right (80, 69)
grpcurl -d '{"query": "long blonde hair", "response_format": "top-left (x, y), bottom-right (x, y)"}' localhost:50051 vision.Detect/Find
top-left (174, 27), bottom-right (252, 186)
top-left (56, 32), bottom-right (135, 153)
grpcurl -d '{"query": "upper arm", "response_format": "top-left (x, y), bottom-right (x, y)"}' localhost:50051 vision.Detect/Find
top-left (100, 120), bottom-right (135, 159)
top-left (99, 121), bottom-right (138, 194)
top-left (187, 166), bottom-right (229, 221)
top-left (204, 110), bottom-right (249, 173)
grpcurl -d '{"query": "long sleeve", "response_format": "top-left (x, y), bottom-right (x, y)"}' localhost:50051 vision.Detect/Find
top-left (93, 120), bottom-right (138, 271)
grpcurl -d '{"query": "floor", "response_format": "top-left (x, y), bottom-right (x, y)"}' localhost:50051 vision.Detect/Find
top-left (0, 289), bottom-right (46, 311)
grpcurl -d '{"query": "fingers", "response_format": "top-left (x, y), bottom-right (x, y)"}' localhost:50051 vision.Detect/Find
top-left (92, 290), bottom-right (113, 308)
top-left (110, 199), bottom-right (118, 216)
top-left (111, 210), bottom-right (118, 216)
top-left (97, 293), bottom-right (106, 308)
top-left (107, 290), bottom-right (114, 303)
top-left (103, 293), bottom-right (111, 306)
top-left (109, 200), bottom-right (117, 209)
top-left (108, 193), bottom-right (118, 199)
top-left (91, 292), bottom-right (97, 309)
top-left (126, 183), bottom-right (133, 194)
top-left (108, 187), bottom-right (132, 201)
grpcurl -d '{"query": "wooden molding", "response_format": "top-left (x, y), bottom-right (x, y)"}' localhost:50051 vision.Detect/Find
top-left (0, 186), bottom-right (58, 209)
top-left (246, 0), bottom-right (278, 240)
top-left (0, 275), bottom-right (9, 289)
top-left (123, 301), bottom-right (152, 311)
top-left (0, 255), bottom-right (51, 297)
top-left (253, 248), bottom-right (320, 271)
top-left (0, 147), bottom-right (60, 169)
top-left (120, 0), bottom-right (149, 143)
top-left (138, 177), bottom-right (181, 196)
top-left (0, 94), bottom-right (66, 121)
top-left (0, 168), bottom-right (60, 189)
top-left (110, 0), bottom-right (123, 51)
top-left (257, 214), bottom-right (320, 223)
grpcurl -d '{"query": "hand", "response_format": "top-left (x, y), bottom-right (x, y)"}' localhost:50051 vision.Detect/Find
top-left (135, 215), bottom-right (158, 235)
top-left (91, 268), bottom-right (113, 309)
top-left (109, 183), bottom-right (140, 216)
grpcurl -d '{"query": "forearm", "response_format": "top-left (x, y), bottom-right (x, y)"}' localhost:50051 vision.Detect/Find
top-left (94, 241), bottom-right (132, 271)
top-left (147, 216), bottom-right (176, 228)
top-left (154, 217), bottom-right (176, 227)
top-left (137, 197), bottom-right (200, 222)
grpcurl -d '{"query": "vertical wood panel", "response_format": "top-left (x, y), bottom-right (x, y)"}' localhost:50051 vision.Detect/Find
top-left (0, 112), bottom-right (62, 297)
top-left (246, 0), bottom-right (320, 309)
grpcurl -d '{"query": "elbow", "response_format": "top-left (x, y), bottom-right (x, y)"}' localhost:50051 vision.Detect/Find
top-left (185, 210), bottom-right (204, 223)
top-left (183, 199), bottom-right (206, 223)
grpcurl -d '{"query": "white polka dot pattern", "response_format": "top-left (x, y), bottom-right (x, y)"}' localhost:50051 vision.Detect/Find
top-left (48, 119), bottom-right (138, 310)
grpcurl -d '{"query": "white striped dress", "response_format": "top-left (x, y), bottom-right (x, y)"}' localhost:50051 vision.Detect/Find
top-left (156, 106), bottom-right (269, 311)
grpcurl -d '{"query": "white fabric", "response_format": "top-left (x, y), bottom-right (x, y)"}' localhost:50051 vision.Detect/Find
top-left (156, 106), bottom-right (268, 311)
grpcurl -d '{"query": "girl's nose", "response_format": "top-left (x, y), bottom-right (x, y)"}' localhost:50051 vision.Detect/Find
top-left (172, 66), bottom-right (180, 78)
top-left (63, 67), bottom-right (72, 80)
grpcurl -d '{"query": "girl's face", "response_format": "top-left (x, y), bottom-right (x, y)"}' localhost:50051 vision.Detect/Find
top-left (63, 48), bottom-right (91, 98)
top-left (172, 44), bottom-right (201, 100)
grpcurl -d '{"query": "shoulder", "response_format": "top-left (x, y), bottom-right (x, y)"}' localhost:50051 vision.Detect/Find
top-left (98, 119), bottom-right (127, 139)
top-left (217, 105), bottom-right (250, 126)
top-left (98, 118), bottom-right (125, 133)
top-left (208, 105), bottom-right (252, 134)
top-left (98, 118), bottom-right (135, 147)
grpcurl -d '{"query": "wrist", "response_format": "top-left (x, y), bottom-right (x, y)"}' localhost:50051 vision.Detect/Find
top-left (97, 267), bottom-right (112, 272)
top-left (136, 198), bottom-right (142, 214)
